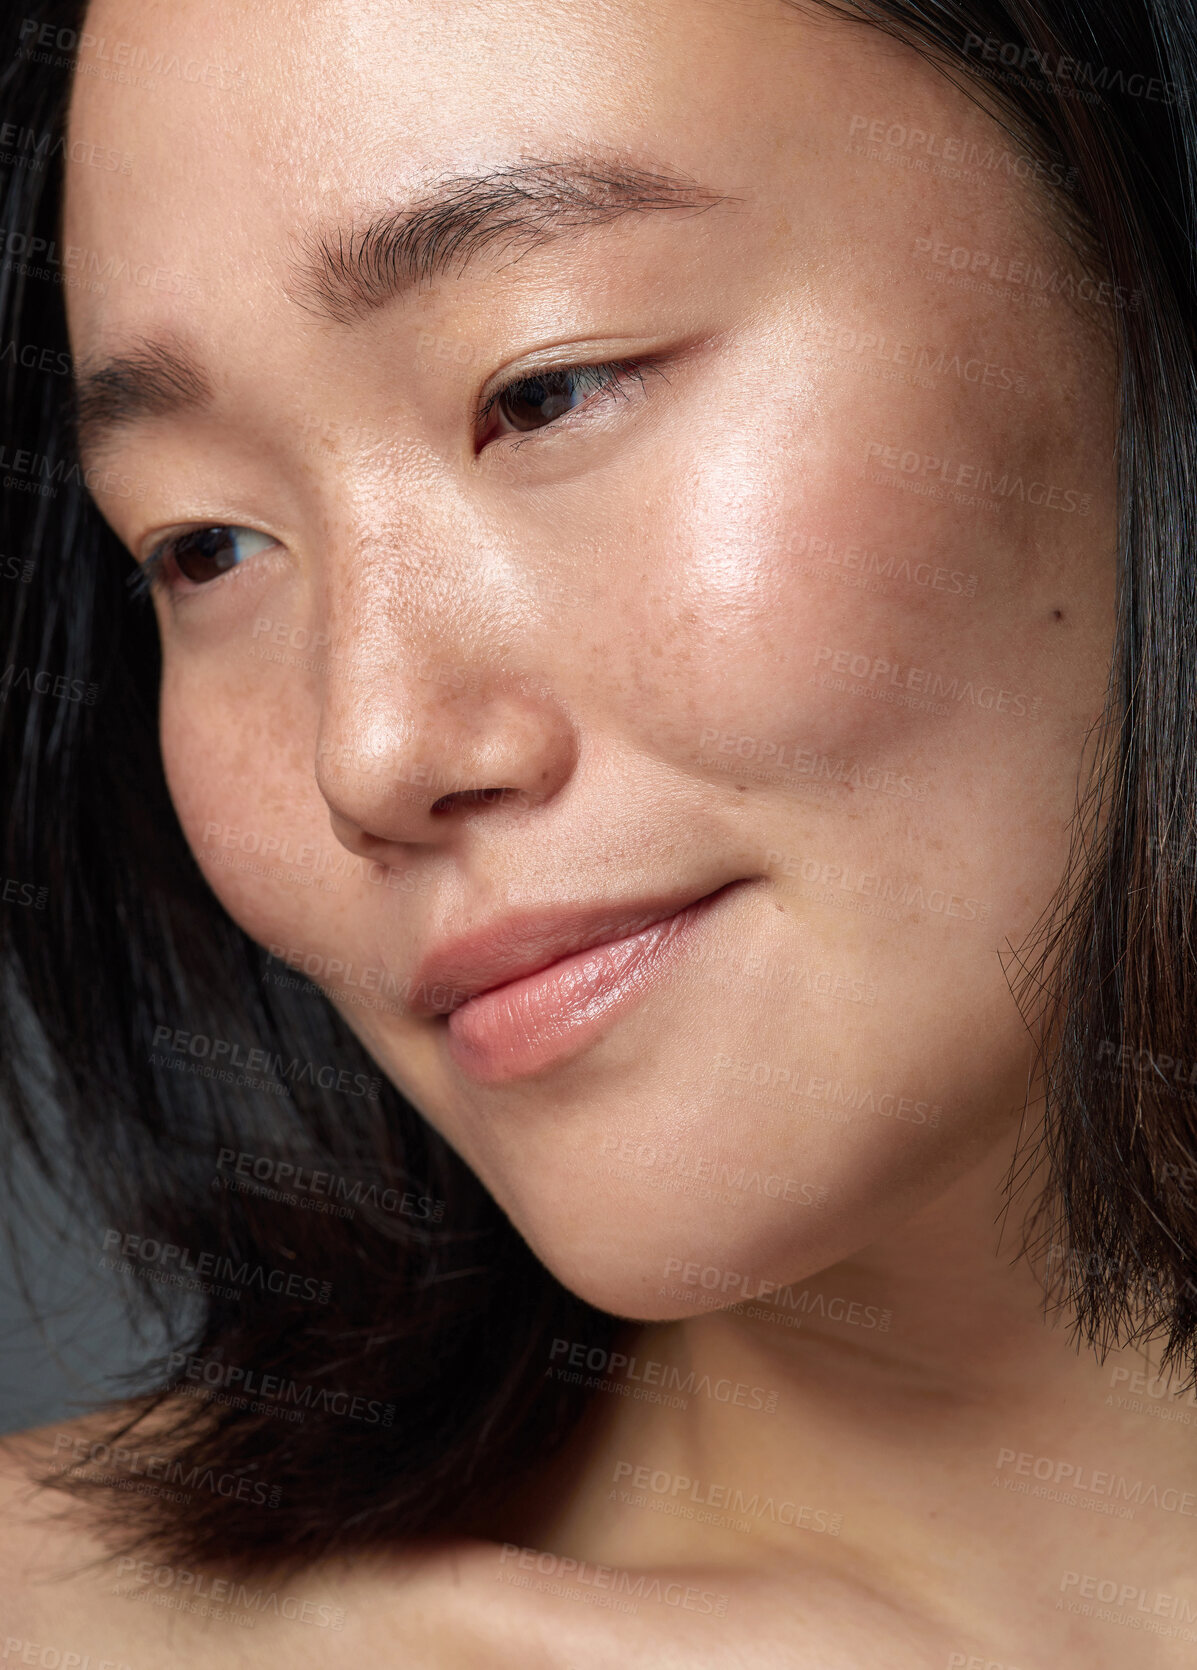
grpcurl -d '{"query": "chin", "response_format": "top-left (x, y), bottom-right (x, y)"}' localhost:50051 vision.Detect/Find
top-left (490, 1101), bottom-right (1010, 1323)
top-left (505, 1187), bottom-right (858, 1323)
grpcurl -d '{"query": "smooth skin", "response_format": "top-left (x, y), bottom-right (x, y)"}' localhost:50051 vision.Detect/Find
top-left (1, 0), bottom-right (1194, 1664)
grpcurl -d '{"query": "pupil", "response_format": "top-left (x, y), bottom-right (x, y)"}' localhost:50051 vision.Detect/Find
top-left (175, 527), bottom-right (239, 584)
top-left (498, 370), bottom-right (577, 431)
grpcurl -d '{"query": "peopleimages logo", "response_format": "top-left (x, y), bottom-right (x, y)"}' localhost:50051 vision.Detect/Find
top-left (0, 665), bottom-right (99, 706)
top-left (216, 1147), bottom-right (445, 1222)
top-left (1096, 1037), bottom-right (1197, 1090)
top-left (1109, 1365), bottom-right (1197, 1410)
top-left (847, 111), bottom-right (1077, 190)
top-left (697, 727), bottom-right (930, 797)
top-left (151, 1025), bottom-right (382, 1099)
top-left (99, 1228), bottom-right (332, 1305)
top-left (167, 1350), bottom-right (395, 1426)
top-left (0, 555), bottom-right (36, 584)
top-left (52, 1432), bottom-right (281, 1507)
top-left (865, 438), bottom-right (1092, 512)
top-left (807, 316), bottom-right (1030, 395)
top-left (961, 32), bottom-right (1184, 106)
top-left (916, 233), bottom-right (1143, 310)
top-left (812, 644), bottom-right (1040, 718)
top-left (548, 1337), bottom-right (778, 1413)
top-left (716, 1051), bottom-right (943, 1125)
top-left (0, 125), bottom-right (132, 175)
top-left (265, 945), bottom-right (466, 1011)
top-left (17, 18), bottom-right (245, 91)
top-left (994, 1447), bottom-right (1197, 1516)
top-left (663, 1256), bottom-right (867, 1307)
top-left (497, 1543), bottom-right (729, 1616)
top-left (1, 877), bottom-right (48, 910)
top-left (0, 441), bottom-right (144, 500)
top-left (204, 821), bottom-right (425, 893)
top-left (0, 230), bottom-right (197, 298)
top-left (0, 337), bottom-right (72, 376)
top-left (1059, 1570), bottom-right (1197, 1624)
top-left (111, 1557), bottom-right (346, 1630)
top-left (787, 530), bottom-right (979, 597)
top-left (0, 1641), bottom-right (132, 1669)
top-left (726, 1287), bottom-right (893, 1332)
top-left (599, 1133), bottom-right (827, 1203)
top-left (765, 847), bottom-right (991, 923)
top-left (610, 1461), bottom-right (842, 1535)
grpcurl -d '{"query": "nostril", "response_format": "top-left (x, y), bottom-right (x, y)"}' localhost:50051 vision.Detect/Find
top-left (430, 786), bottom-right (518, 815)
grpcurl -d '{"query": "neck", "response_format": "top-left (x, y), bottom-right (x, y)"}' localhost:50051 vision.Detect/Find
top-left (501, 1121), bottom-right (1197, 1594)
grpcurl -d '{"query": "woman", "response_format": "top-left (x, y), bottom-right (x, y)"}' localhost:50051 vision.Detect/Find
top-left (0, 0), bottom-right (1194, 1661)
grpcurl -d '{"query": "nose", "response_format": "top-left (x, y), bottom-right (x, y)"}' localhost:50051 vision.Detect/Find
top-left (315, 650), bottom-right (579, 856)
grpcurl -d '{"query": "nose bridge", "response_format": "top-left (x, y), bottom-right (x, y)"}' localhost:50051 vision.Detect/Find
top-left (311, 506), bottom-right (578, 848)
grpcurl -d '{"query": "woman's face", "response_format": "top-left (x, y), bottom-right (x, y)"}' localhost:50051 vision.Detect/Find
top-left (65, 0), bottom-right (1115, 1318)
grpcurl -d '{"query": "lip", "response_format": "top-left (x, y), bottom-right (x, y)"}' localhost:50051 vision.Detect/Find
top-left (415, 880), bottom-right (747, 1085)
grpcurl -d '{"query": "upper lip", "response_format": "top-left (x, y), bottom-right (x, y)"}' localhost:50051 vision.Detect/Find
top-left (409, 881), bottom-right (738, 1017)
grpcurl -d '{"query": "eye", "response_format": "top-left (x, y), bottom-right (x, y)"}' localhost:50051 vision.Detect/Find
top-left (476, 359), bottom-right (647, 447)
top-left (134, 525), bottom-right (277, 595)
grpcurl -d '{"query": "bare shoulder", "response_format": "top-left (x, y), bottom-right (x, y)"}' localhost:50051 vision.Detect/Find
top-left (0, 1433), bottom-right (813, 1670)
top-left (0, 1415), bottom-right (410, 1665)
top-left (0, 1413), bottom-right (118, 1571)
top-left (0, 1417), bottom-right (555, 1668)
top-left (0, 1445), bottom-right (1034, 1670)
top-left (7, 1424), bottom-right (1165, 1670)
top-left (0, 1414), bottom-right (149, 1666)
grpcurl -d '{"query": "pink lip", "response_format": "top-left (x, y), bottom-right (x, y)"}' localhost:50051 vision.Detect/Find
top-left (421, 882), bottom-right (745, 1085)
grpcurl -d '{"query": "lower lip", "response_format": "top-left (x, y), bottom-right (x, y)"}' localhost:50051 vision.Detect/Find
top-left (444, 885), bottom-right (739, 1085)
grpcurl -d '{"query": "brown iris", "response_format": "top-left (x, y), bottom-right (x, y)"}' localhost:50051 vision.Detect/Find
top-left (495, 370), bottom-right (588, 431)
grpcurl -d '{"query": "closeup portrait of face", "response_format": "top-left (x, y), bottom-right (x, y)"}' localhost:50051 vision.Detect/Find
top-left (64, 0), bottom-right (1116, 1313)
top-left (2, 0), bottom-right (1195, 1665)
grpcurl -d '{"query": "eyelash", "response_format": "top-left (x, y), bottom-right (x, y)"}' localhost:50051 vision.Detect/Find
top-left (130, 355), bottom-right (655, 599)
top-left (475, 356), bottom-right (649, 436)
top-left (128, 545), bottom-right (173, 600)
top-left (129, 532), bottom-right (252, 600)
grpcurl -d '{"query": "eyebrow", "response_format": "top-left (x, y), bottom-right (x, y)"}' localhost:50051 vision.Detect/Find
top-left (294, 158), bottom-right (732, 323)
top-left (74, 157), bottom-right (732, 459)
top-left (74, 337), bottom-right (214, 459)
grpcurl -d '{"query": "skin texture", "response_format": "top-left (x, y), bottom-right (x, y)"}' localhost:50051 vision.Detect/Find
top-left (1, 0), bottom-right (1189, 1665)
top-left (66, 0), bottom-right (1112, 1319)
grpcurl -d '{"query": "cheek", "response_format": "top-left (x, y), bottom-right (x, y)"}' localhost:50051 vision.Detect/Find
top-left (592, 282), bottom-right (1113, 826)
top-left (473, 323), bottom-right (1110, 1302)
top-left (158, 656), bottom-right (342, 954)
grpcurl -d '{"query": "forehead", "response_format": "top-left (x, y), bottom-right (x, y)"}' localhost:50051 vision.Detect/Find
top-left (60, 0), bottom-right (925, 357)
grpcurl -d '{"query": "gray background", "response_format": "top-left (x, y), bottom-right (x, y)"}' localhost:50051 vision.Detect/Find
top-left (0, 1164), bottom-right (153, 1435)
